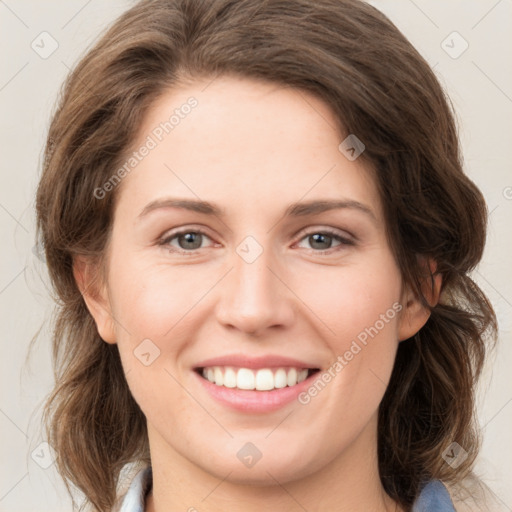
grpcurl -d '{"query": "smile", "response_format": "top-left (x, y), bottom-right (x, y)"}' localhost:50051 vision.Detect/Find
top-left (192, 354), bottom-right (323, 412)
top-left (198, 366), bottom-right (319, 391)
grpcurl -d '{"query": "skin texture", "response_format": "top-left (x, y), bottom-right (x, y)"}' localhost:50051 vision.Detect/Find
top-left (75, 76), bottom-right (433, 512)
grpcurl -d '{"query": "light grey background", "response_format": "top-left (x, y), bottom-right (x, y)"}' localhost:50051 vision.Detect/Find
top-left (1, 1), bottom-right (511, 511)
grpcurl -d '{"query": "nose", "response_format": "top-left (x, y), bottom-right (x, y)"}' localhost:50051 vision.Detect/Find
top-left (215, 245), bottom-right (295, 336)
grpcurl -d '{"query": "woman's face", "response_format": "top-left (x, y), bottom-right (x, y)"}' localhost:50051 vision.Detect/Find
top-left (81, 76), bottom-right (427, 486)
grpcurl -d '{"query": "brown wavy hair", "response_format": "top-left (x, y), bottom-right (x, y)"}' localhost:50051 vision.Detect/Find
top-left (33, 0), bottom-right (497, 510)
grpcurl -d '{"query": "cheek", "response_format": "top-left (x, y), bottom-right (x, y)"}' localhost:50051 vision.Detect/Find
top-left (296, 261), bottom-right (402, 414)
top-left (294, 260), bottom-right (402, 349)
top-left (109, 267), bottom-right (192, 424)
top-left (108, 256), bottom-right (213, 341)
top-left (106, 259), bottom-right (220, 410)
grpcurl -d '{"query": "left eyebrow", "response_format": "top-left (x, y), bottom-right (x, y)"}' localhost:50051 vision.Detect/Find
top-left (284, 199), bottom-right (376, 221)
top-left (136, 197), bottom-right (377, 222)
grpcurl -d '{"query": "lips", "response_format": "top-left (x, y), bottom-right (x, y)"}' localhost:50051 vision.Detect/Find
top-left (193, 354), bottom-right (321, 392)
top-left (194, 354), bottom-right (320, 370)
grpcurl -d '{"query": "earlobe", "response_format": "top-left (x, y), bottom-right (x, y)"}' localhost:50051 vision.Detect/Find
top-left (397, 292), bottom-right (431, 342)
top-left (398, 258), bottom-right (442, 342)
top-left (73, 256), bottom-right (117, 344)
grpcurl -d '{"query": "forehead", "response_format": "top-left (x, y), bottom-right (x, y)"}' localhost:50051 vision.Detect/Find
top-left (114, 75), bottom-right (381, 222)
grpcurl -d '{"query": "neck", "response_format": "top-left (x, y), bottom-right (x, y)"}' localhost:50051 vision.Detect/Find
top-left (145, 414), bottom-right (401, 512)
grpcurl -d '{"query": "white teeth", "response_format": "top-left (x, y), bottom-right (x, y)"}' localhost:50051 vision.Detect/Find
top-left (237, 368), bottom-right (255, 390)
top-left (214, 367), bottom-right (224, 386)
top-left (287, 368), bottom-right (297, 387)
top-left (200, 366), bottom-right (312, 390)
top-left (223, 367), bottom-right (237, 388)
top-left (274, 368), bottom-right (288, 388)
top-left (297, 369), bottom-right (308, 383)
top-left (255, 369), bottom-right (274, 391)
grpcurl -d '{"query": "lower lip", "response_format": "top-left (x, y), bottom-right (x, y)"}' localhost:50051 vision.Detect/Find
top-left (193, 370), bottom-right (319, 413)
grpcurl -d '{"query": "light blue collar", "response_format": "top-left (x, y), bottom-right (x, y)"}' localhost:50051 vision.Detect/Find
top-left (412, 479), bottom-right (456, 511)
top-left (118, 466), bottom-right (456, 511)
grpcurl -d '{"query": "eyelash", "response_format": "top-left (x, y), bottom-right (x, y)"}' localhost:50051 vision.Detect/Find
top-left (158, 227), bottom-right (355, 256)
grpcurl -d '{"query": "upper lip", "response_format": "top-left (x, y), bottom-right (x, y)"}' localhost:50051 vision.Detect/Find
top-left (194, 354), bottom-right (320, 370)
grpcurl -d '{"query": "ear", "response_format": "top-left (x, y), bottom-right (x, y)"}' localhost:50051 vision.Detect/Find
top-left (398, 258), bottom-right (442, 342)
top-left (73, 255), bottom-right (117, 344)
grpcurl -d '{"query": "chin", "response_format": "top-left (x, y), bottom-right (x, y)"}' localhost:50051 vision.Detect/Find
top-left (197, 449), bottom-right (321, 487)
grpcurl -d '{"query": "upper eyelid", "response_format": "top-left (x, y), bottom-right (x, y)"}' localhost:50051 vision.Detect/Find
top-left (159, 225), bottom-right (355, 247)
top-left (294, 225), bottom-right (355, 241)
top-left (159, 225), bottom-right (215, 243)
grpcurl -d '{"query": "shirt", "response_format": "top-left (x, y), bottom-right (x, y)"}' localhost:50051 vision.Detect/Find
top-left (116, 465), bottom-right (457, 512)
